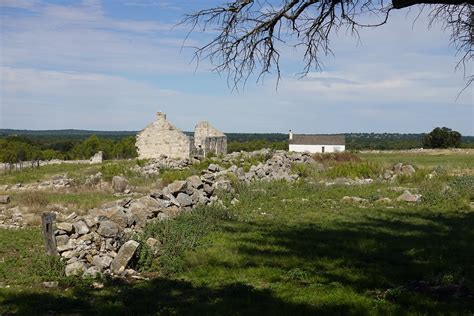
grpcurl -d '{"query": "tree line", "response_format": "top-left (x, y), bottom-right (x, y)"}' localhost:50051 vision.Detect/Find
top-left (0, 135), bottom-right (137, 164)
top-left (0, 127), bottom-right (471, 163)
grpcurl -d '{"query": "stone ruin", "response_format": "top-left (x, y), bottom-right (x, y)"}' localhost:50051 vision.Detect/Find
top-left (136, 112), bottom-right (227, 160)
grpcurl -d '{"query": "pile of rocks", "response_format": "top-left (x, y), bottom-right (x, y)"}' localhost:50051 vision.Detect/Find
top-left (54, 150), bottom-right (312, 277)
top-left (383, 163), bottom-right (416, 181)
top-left (55, 168), bottom-right (232, 277)
top-left (0, 200), bottom-right (26, 229)
top-left (139, 156), bottom-right (193, 176)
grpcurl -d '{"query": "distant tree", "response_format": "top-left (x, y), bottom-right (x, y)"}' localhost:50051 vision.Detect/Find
top-left (422, 127), bottom-right (462, 148)
top-left (113, 136), bottom-right (138, 159)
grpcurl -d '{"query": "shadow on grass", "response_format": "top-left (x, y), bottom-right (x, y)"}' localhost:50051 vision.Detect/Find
top-left (1, 278), bottom-right (330, 315)
top-left (2, 209), bottom-right (473, 315)
top-left (232, 209), bottom-right (474, 313)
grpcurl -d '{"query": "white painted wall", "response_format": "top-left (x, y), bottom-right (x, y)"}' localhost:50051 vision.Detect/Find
top-left (289, 144), bottom-right (345, 153)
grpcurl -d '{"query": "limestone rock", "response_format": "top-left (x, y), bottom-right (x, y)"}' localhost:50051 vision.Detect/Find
top-left (0, 195), bottom-right (10, 204)
top-left (112, 176), bottom-right (129, 193)
top-left (341, 196), bottom-right (369, 204)
top-left (187, 175), bottom-right (203, 189)
top-left (397, 190), bottom-right (422, 202)
top-left (401, 165), bottom-right (416, 175)
top-left (56, 222), bottom-right (73, 233)
top-left (97, 220), bottom-right (120, 237)
top-left (167, 180), bottom-right (188, 195)
top-left (65, 261), bottom-right (86, 277)
top-left (83, 266), bottom-right (101, 278)
top-left (73, 220), bottom-right (89, 235)
top-left (176, 193), bottom-right (193, 207)
top-left (111, 240), bottom-right (140, 274)
top-left (208, 164), bottom-right (221, 172)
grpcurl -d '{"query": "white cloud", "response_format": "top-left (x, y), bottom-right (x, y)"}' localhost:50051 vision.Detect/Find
top-left (0, 1), bottom-right (472, 135)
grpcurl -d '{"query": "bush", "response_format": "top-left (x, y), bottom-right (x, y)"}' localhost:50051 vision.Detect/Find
top-left (422, 127), bottom-right (461, 148)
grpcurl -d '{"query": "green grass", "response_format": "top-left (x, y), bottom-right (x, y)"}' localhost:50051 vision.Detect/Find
top-left (9, 190), bottom-right (120, 211)
top-left (0, 163), bottom-right (97, 186)
top-left (1, 178), bottom-right (473, 314)
top-left (0, 151), bottom-right (473, 314)
top-left (360, 152), bottom-right (474, 170)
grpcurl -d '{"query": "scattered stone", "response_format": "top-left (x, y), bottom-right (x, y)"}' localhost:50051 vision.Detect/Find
top-left (112, 176), bottom-right (129, 193)
top-left (375, 197), bottom-right (392, 204)
top-left (73, 221), bottom-right (89, 235)
top-left (83, 266), bottom-right (101, 278)
top-left (187, 175), bottom-right (203, 189)
top-left (176, 193), bottom-right (193, 207)
top-left (56, 222), bottom-right (73, 233)
top-left (0, 195), bottom-right (10, 204)
top-left (167, 181), bottom-right (187, 195)
top-left (341, 196), bottom-right (369, 204)
top-left (97, 220), bottom-right (120, 237)
top-left (208, 164), bottom-right (221, 172)
top-left (111, 240), bottom-right (140, 274)
top-left (65, 261), bottom-right (86, 277)
top-left (146, 237), bottom-right (159, 248)
top-left (397, 190), bottom-right (422, 202)
top-left (42, 281), bottom-right (59, 288)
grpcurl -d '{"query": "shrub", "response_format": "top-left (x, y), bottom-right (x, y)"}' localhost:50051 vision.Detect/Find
top-left (422, 127), bottom-right (462, 148)
top-left (323, 161), bottom-right (382, 179)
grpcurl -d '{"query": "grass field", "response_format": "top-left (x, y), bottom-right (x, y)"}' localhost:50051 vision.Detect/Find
top-left (0, 151), bottom-right (473, 315)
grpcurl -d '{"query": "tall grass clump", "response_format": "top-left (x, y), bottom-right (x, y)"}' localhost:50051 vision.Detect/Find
top-left (100, 162), bottom-right (139, 181)
top-left (323, 161), bottom-right (382, 179)
top-left (313, 152), bottom-right (361, 164)
top-left (16, 191), bottom-right (49, 208)
top-left (136, 206), bottom-right (234, 274)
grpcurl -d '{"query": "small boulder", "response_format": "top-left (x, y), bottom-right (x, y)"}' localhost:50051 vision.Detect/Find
top-left (83, 266), bottom-right (101, 278)
top-left (73, 221), bottom-right (89, 235)
top-left (186, 175), bottom-right (203, 189)
top-left (65, 261), bottom-right (86, 277)
top-left (112, 176), bottom-right (129, 193)
top-left (167, 180), bottom-right (188, 195)
top-left (97, 220), bottom-right (120, 237)
top-left (397, 190), bottom-right (422, 202)
top-left (56, 222), bottom-right (73, 233)
top-left (341, 196), bottom-right (369, 204)
top-left (401, 165), bottom-right (416, 175)
top-left (0, 195), bottom-right (10, 204)
top-left (208, 164), bottom-right (221, 172)
top-left (110, 240), bottom-right (140, 274)
top-left (176, 193), bottom-right (193, 207)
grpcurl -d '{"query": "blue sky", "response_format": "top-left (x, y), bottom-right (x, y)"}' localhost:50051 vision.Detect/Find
top-left (0, 0), bottom-right (472, 135)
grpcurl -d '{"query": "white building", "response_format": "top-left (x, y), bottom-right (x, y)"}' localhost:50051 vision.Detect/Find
top-left (288, 131), bottom-right (345, 153)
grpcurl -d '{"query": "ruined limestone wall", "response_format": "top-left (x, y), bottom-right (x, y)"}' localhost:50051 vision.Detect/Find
top-left (204, 137), bottom-right (227, 156)
top-left (136, 112), bottom-right (193, 159)
top-left (194, 121), bottom-right (227, 156)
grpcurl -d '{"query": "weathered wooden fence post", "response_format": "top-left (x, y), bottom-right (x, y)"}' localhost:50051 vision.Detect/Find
top-left (41, 212), bottom-right (58, 256)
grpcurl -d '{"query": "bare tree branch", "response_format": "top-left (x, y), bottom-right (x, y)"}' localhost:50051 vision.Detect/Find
top-left (182, 0), bottom-right (473, 90)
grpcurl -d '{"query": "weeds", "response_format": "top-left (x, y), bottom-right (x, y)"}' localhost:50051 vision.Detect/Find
top-left (323, 161), bottom-right (383, 179)
top-left (136, 206), bottom-right (233, 274)
top-left (313, 152), bottom-right (361, 164)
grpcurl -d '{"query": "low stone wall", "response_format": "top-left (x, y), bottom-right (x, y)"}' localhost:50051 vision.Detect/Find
top-left (53, 150), bottom-right (314, 278)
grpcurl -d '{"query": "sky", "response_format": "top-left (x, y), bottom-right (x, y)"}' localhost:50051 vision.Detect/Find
top-left (0, 0), bottom-right (473, 135)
